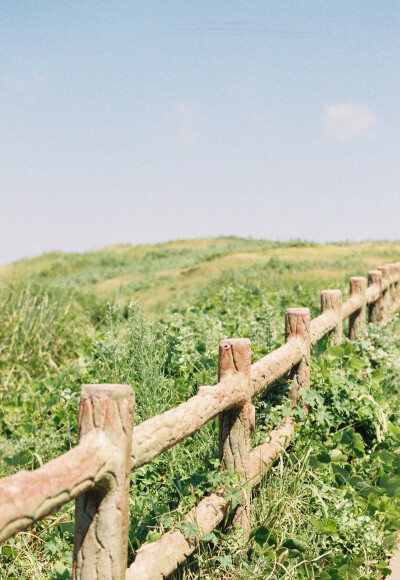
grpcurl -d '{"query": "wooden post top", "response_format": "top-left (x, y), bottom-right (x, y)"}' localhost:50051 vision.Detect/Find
top-left (218, 338), bottom-right (251, 379)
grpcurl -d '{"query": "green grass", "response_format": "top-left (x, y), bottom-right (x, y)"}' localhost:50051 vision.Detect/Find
top-left (1, 237), bottom-right (400, 579)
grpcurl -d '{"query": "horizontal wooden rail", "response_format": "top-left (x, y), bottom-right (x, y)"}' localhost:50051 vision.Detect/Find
top-left (366, 282), bottom-right (381, 304)
top-left (132, 378), bottom-right (245, 469)
top-left (0, 431), bottom-right (114, 544)
top-left (341, 293), bottom-right (364, 320)
top-left (250, 337), bottom-right (304, 397)
top-left (310, 310), bottom-right (337, 344)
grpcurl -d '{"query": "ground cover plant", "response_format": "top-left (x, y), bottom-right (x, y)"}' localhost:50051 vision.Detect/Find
top-left (1, 237), bottom-right (400, 579)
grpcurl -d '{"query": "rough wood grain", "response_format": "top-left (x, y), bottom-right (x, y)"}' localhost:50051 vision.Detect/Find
top-left (368, 270), bottom-right (383, 325)
top-left (0, 432), bottom-right (114, 544)
top-left (218, 339), bottom-right (252, 531)
top-left (285, 308), bottom-right (310, 407)
top-left (321, 290), bottom-right (342, 345)
top-left (348, 277), bottom-right (367, 340)
top-left (73, 384), bottom-right (135, 580)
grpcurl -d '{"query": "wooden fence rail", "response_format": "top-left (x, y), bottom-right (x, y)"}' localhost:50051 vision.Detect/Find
top-left (1, 262), bottom-right (400, 579)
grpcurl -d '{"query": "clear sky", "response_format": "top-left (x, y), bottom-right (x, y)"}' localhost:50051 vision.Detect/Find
top-left (1, 1), bottom-right (400, 265)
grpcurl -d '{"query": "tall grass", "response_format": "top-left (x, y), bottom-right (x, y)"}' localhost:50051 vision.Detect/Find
top-left (1, 239), bottom-right (400, 578)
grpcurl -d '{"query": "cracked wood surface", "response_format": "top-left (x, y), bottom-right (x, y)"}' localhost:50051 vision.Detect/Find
top-left (73, 384), bottom-right (135, 580)
top-left (0, 431), bottom-right (114, 544)
top-left (218, 339), bottom-right (252, 531)
top-left (393, 264), bottom-right (400, 309)
top-left (379, 265), bottom-right (393, 291)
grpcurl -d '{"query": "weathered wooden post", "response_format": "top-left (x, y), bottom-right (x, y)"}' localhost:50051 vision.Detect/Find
top-left (387, 264), bottom-right (397, 314)
top-left (349, 277), bottom-right (366, 340)
top-left (321, 290), bottom-right (342, 345)
top-left (73, 384), bottom-right (135, 580)
top-left (379, 265), bottom-right (392, 322)
top-left (368, 270), bottom-right (383, 325)
top-left (393, 263), bottom-right (400, 311)
top-left (285, 308), bottom-right (310, 406)
top-left (394, 263), bottom-right (400, 311)
top-left (218, 339), bottom-right (252, 533)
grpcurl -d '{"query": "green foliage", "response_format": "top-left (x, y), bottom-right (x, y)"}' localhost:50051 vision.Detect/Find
top-left (81, 302), bottom-right (173, 421)
top-left (0, 283), bottom-right (89, 451)
top-left (2, 240), bottom-right (400, 578)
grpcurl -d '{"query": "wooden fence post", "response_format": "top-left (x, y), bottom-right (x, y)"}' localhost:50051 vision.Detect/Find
top-left (321, 290), bottom-right (342, 345)
top-left (379, 265), bottom-right (392, 322)
top-left (349, 277), bottom-right (366, 341)
top-left (388, 264), bottom-right (397, 314)
top-left (218, 339), bottom-right (252, 533)
top-left (285, 308), bottom-right (310, 406)
top-left (393, 264), bottom-right (400, 311)
top-left (368, 270), bottom-right (383, 325)
top-left (73, 384), bottom-right (135, 580)
top-left (394, 263), bottom-right (400, 311)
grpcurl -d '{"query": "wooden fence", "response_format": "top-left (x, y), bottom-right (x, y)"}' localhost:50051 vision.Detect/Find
top-left (1, 262), bottom-right (400, 579)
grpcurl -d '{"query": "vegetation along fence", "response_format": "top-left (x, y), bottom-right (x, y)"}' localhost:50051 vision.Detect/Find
top-left (1, 262), bottom-right (400, 579)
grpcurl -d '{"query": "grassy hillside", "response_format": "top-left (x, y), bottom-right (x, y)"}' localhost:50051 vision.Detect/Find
top-left (1, 237), bottom-right (400, 579)
top-left (2, 237), bottom-right (400, 318)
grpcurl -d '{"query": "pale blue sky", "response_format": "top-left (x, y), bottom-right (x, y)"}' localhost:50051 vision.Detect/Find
top-left (1, 2), bottom-right (400, 265)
